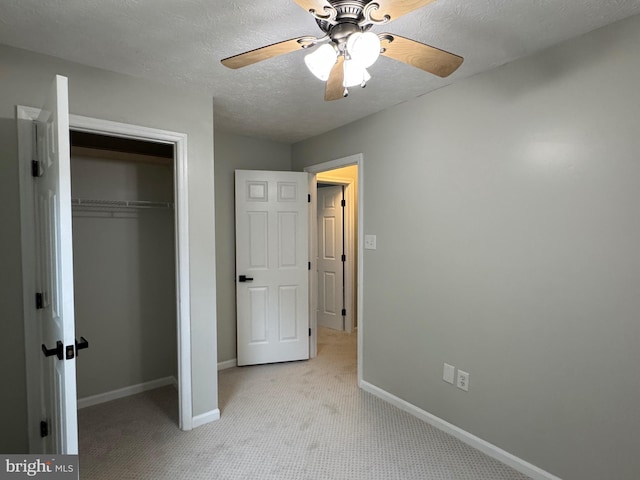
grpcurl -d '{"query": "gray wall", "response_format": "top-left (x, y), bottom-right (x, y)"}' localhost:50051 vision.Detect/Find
top-left (292, 15), bottom-right (640, 480)
top-left (214, 131), bottom-right (292, 362)
top-left (72, 155), bottom-right (177, 398)
top-left (0, 44), bottom-right (217, 451)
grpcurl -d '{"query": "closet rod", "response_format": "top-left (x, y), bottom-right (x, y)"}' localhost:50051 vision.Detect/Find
top-left (71, 198), bottom-right (174, 210)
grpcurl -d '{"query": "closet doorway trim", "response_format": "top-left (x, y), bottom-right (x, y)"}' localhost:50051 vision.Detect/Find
top-left (69, 114), bottom-right (193, 431)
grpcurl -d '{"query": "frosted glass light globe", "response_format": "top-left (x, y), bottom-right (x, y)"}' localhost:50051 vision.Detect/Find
top-left (343, 59), bottom-right (371, 88)
top-left (346, 31), bottom-right (381, 68)
top-left (304, 43), bottom-right (338, 81)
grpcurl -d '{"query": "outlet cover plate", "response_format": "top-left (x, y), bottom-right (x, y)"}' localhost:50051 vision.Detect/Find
top-left (364, 234), bottom-right (377, 250)
top-left (457, 370), bottom-right (469, 391)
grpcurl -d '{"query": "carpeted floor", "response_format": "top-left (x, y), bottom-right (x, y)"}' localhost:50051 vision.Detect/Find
top-left (78, 328), bottom-right (531, 479)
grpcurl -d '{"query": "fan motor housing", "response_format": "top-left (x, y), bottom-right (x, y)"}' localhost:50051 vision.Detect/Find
top-left (315, 0), bottom-right (369, 31)
top-left (330, 0), bottom-right (366, 20)
top-left (329, 22), bottom-right (361, 44)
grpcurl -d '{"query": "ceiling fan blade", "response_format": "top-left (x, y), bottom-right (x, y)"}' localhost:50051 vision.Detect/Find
top-left (292, 0), bottom-right (333, 14)
top-left (221, 37), bottom-right (310, 69)
top-left (367, 0), bottom-right (437, 23)
top-left (380, 33), bottom-right (463, 78)
top-left (325, 56), bottom-right (345, 101)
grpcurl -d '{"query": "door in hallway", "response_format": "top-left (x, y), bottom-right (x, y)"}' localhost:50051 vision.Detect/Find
top-left (317, 185), bottom-right (345, 331)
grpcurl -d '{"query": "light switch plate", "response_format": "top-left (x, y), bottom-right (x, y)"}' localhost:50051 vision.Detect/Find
top-left (443, 363), bottom-right (455, 384)
top-left (364, 234), bottom-right (377, 250)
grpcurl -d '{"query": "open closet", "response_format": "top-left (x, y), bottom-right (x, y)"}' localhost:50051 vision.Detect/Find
top-left (70, 131), bottom-right (178, 415)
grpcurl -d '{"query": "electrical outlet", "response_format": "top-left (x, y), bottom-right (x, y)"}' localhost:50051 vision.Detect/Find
top-left (443, 363), bottom-right (455, 384)
top-left (364, 234), bottom-right (377, 250)
top-left (457, 370), bottom-right (469, 392)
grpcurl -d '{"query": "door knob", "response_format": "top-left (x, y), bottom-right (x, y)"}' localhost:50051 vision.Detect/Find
top-left (238, 275), bottom-right (254, 282)
top-left (42, 338), bottom-right (89, 360)
top-left (42, 341), bottom-right (64, 360)
top-left (75, 337), bottom-right (89, 356)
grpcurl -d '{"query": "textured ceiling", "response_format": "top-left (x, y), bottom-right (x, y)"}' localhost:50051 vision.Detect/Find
top-left (1, 0), bottom-right (639, 143)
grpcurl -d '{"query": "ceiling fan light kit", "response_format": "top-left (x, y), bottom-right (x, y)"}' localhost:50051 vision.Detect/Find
top-left (347, 31), bottom-right (381, 68)
top-left (221, 0), bottom-right (464, 101)
top-left (305, 43), bottom-right (338, 81)
top-left (343, 59), bottom-right (371, 88)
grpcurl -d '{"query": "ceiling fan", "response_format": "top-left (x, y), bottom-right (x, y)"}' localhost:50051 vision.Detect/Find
top-left (221, 0), bottom-right (464, 101)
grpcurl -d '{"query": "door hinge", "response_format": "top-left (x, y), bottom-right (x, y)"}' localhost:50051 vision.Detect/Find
top-left (31, 160), bottom-right (43, 178)
top-left (32, 123), bottom-right (43, 177)
top-left (342, 308), bottom-right (347, 316)
top-left (341, 199), bottom-right (346, 207)
top-left (341, 254), bottom-right (346, 262)
top-left (40, 420), bottom-right (49, 438)
top-left (35, 292), bottom-right (44, 309)
top-left (308, 261), bottom-right (311, 270)
top-left (308, 194), bottom-right (311, 203)
top-left (309, 328), bottom-right (312, 337)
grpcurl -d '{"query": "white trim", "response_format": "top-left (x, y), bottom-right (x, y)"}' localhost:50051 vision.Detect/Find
top-left (359, 380), bottom-right (562, 480)
top-left (68, 114), bottom-right (194, 431)
top-left (217, 359), bottom-right (237, 371)
top-left (305, 154), bottom-right (363, 174)
top-left (305, 153), bottom-right (364, 385)
top-left (192, 409), bottom-right (220, 428)
top-left (307, 174), bottom-right (318, 358)
top-left (19, 107), bottom-right (195, 449)
top-left (17, 106), bottom-right (43, 452)
top-left (77, 377), bottom-right (177, 409)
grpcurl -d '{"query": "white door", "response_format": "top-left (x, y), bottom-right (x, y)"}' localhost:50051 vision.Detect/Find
top-left (317, 185), bottom-right (345, 331)
top-left (34, 75), bottom-right (79, 454)
top-left (235, 170), bottom-right (310, 366)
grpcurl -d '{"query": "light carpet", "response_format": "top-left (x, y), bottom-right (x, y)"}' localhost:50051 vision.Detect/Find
top-left (78, 328), bottom-right (531, 479)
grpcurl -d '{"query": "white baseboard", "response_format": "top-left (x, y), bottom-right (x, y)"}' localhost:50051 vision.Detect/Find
top-left (192, 409), bottom-right (220, 428)
top-left (78, 376), bottom-right (177, 409)
top-left (359, 380), bottom-right (562, 480)
top-left (218, 358), bottom-right (237, 370)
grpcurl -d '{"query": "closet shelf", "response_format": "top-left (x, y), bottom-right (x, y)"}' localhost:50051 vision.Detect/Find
top-left (72, 198), bottom-right (174, 210)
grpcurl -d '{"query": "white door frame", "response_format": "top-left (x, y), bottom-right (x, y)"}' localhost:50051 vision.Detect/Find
top-left (18, 107), bottom-right (193, 451)
top-left (305, 154), bottom-right (364, 386)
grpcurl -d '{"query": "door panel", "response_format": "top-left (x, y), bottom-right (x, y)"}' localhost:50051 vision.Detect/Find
top-left (235, 170), bottom-right (310, 366)
top-left (317, 185), bottom-right (345, 330)
top-left (35, 75), bottom-right (78, 454)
